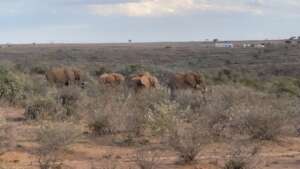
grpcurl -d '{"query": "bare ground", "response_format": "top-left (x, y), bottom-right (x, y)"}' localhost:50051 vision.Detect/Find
top-left (1, 107), bottom-right (300, 169)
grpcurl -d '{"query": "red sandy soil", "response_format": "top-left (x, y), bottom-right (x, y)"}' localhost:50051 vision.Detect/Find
top-left (0, 107), bottom-right (300, 169)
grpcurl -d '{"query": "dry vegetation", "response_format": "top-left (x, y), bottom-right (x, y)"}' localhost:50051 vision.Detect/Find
top-left (0, 42), bottom-right (300, 169)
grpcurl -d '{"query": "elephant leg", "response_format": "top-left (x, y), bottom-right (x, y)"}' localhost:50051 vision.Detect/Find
top-left (170, 88), bottom-right (176, 100)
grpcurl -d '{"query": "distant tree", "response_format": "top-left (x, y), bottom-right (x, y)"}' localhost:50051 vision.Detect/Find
top-left (213, 39), bottom-right (219, 43)
top-left (289, 36), bottom-right (296, 40)
top-left (285, 40), bottom-right (292, 44)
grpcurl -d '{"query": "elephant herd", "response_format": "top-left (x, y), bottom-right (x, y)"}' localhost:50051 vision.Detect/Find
top-left (45, 67), bottom-right (207, 95)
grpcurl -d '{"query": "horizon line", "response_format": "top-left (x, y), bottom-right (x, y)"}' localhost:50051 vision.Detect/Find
top-left (0, 38), bottom-right (289, 45)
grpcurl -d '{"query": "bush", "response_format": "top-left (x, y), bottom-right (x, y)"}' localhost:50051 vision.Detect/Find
top-left (23, 76), bottom-right (48, 99)
top-left (57, 87), bottom-right (82, 118)
top-left (146, 101), bottom-right (178, 136)
top-left (172, 89), bottom-right (208, 115)
top-left (167, 120), bottom-right (211, 164)
top-left (223, 144), bottom-right (261, 169)
top-left (120, 64), bottom-right (145, 76)
top-left (198, 85), bottom-right (290, 141)
top-left (94, 67), bottom-right (112, 76)
top-left (25, 86), bottom-right (83, 121)
top-left (126, 89), bottom-right (169, 136)
top-left (136, 147), bottom-right (161, 169)
top-left (269, 77), bottom-right (300, 97)
top-left (88, 92), bottom-right (129, 136)
top-left (0, 66), bottom-right (26, 104)
top-left (30, 65), bottom-right (47, 75)
top-left (241, 111), bottom-right (283, 140)
top-left (36, 122), bottom-right (81, 169)
top-left (24, 96), bottom-right (57, 120)
top-left (88, 88), bottom-right (169, 137)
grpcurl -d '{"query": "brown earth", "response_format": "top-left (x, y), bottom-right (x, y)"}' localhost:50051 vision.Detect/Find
top-left (1, 107), bottom-right (300, 169)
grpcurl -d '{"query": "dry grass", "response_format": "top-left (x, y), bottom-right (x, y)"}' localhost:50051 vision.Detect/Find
top-left (135, 147), bottom-right (162, 169)
top-left (223, 143), bottom-right (262, 169)
top-left (36, 122), bottom-right (81, 169)
top-left (1, 43), bottom-right (300, 168)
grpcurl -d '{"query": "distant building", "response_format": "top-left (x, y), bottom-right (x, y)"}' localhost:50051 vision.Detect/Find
top-left (243, 44), bottom-right (251, 48)
top-left (215, 42), bottom-right (234, 48)
top-left (254, 44), bottom-right (265, 48)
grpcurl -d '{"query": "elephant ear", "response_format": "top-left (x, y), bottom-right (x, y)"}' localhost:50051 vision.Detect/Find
top-left (100, 73), bottom-right (108, 79)
top-left (113, 74), bottom-right (125, 81)
top-left (106, 75), bottom-right (115, 83)
top-left (149, 76), bottom-right (159, 88)
top-left (184, 73), bottom-right (197, 88)
top-left (140, 76), bottom-right (150, 88)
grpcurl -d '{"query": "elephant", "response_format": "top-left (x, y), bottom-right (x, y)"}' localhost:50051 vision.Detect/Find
top-left (129, 72), bottom-right (159, 92)
top-left (168, 72), bottom-right (207, 98)
top-left (98, 73), bottom-right (125, 86)
top-left (45, 67), bottom-right (83, 87)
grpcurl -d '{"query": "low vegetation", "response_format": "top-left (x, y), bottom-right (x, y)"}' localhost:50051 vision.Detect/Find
top-left (36, 122), bottom-right (81, 169)
top-left (0, 43), bottom-right (300, 169)
top-left (168, 121), bottom-right (210, 164)
top-left (0, 66), bottom-right (26, 104)
top-left (135, 147), bottom-right (161, 169)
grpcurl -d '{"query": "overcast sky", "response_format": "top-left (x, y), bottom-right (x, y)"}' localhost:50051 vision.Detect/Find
top-left (0, 0), bottom-right (299, 43)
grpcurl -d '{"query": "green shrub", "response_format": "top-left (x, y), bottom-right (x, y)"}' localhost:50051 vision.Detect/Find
top-left (147, 101), bottom-right (178, 136)
top-left (94, 67), bottom-right (112, 76)
top-left (269, 77), bottom-right (300, 96)
top-left (0, 66), bottom-right (26, 104)
top-left (30, 65), bottom-right (47, 75)
top-left (120, 64), bottom-right (145, 76)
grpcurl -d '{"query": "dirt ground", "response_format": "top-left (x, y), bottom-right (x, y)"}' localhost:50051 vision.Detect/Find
top-left (1, 107), bottom-right (300, 169)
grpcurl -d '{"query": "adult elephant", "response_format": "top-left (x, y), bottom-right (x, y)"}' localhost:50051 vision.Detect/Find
top-left (129, 72), bottom-right (159, 92)
top-left (45, 67), bottom-right (83, 87)
top-left (168, 72), bottom-right (207, 98)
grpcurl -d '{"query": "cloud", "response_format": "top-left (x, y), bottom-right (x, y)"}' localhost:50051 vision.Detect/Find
top-left (87, 0), bottom-right (263, 17)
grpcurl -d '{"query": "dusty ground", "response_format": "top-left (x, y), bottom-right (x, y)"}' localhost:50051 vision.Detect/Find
top-left (1, 107), bottom-right (300, 169)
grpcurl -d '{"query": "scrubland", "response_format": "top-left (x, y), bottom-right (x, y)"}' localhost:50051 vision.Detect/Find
top-left (0, 42), bottom-right (300, 169)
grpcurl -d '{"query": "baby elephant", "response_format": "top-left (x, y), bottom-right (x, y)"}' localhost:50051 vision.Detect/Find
top-left (98, 73), bottom-right (125, 87)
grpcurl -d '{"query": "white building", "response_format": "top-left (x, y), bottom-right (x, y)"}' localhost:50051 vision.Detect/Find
top-left (254, 44), bottom-right (265, 48)
top-left (243, 44), bottom-right (251, 48)
top-left (215, 42), bottom-right (234, 48)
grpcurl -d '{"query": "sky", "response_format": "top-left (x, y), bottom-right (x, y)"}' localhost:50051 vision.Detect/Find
top-left (0, 0), bottom-right (300, 43)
